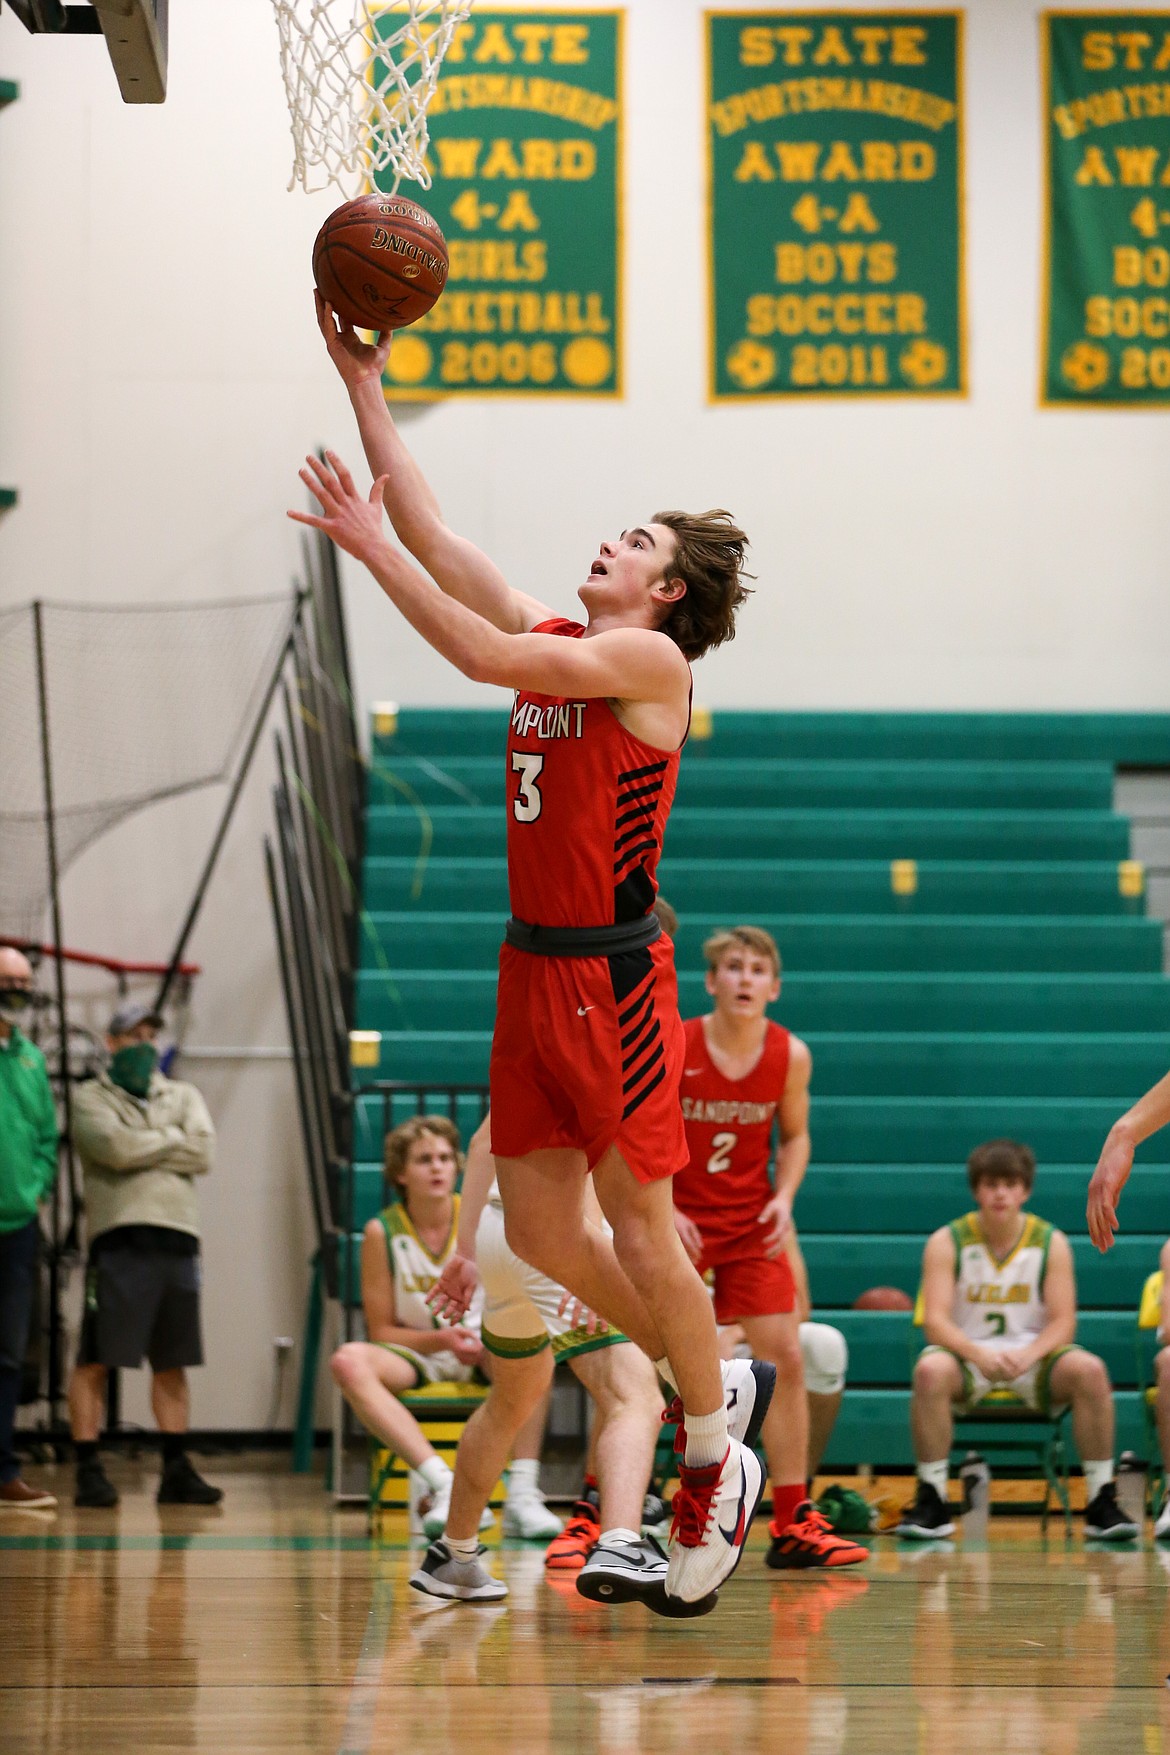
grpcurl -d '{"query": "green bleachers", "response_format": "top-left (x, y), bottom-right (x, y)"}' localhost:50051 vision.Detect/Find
top-left (366, 804), bottom-right (1131, 863)
top-left (353, 710), bottom-right (1170, 1474)
top-left (364, 911), bottom-right (1162, 973)
top-left (363, 856), bottom-right (1146, 917)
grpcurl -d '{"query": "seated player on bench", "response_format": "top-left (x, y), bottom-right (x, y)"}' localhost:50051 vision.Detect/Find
top-left (716, 1222), bottom-right (848, 1490)
top-left (898, 1138), bottom-right (1137, 1541)
top-left (672, 924), bottom-right (866, 1569)
top-left (330, 1115), bottom-right (560, 1542)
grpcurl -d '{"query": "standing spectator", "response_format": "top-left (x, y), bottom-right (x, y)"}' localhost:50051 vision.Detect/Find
top-left (0, 947), bottom-right (58, 1510)
top-left (68, 1003), bottom-right (222, 1508)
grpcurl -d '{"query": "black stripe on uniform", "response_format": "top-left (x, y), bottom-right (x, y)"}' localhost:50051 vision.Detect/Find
top-left (617, 760), bottom-right (668, 784)
top-left (616, 779), bottom-right (665, 807)
top-left (623, 1029), bottom-right (662, 1081)
top-left (613, 842), bottom-right (658, 877)
top-left (623, 1060), bottom-right (667, 1120)
top-left (617, 973), bottom-right (655, 1025)
top-left (620, 992), bottom-right (654, 1048)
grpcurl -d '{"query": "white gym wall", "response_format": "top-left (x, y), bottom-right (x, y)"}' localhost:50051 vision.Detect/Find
top-left (0, 0), bottom-right (1167, 1427)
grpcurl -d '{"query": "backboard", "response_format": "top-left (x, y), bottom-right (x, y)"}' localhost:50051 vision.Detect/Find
top-left (1, 0), bottom-right (168, 103)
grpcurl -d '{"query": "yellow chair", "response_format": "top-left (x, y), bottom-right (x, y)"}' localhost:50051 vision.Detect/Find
top-left (368, 1380), bottom-right (503, 1531)
top-left (912, 1291), bottom-right (1072, 1536)
top-left (1136, 1269), bottom-right (1165, 1514)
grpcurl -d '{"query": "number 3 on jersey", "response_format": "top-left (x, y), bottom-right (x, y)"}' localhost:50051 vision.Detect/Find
top-left (706, 1132), bottom-right (737, 1174)
top-left (511, 751), bottom-right (544, 822)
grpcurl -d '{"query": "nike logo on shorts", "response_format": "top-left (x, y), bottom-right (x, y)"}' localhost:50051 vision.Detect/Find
top-left (684, 1068), bottom-right (702, 1076)
top-left (719, 1459), bottom-right (749, 1548)
top-left (577, 1005), bottom-right (595, 1016)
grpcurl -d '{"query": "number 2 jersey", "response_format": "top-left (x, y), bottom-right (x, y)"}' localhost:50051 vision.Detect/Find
top-left (672, 1015), bottom-right (790, 1257)
top-left (505, 619), bottom-right (681, 928)
top-left (944, 1211), bottom-right (1054, 1347)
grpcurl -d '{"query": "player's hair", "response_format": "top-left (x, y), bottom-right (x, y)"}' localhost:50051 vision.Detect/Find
top-left (966, 1138), bottom-right (1036, 1194)
top-left (702, 925), bottom-right (781, 976)
top-left (383, 1114), bottom-right (464, 1194)
top-left (651, 509), bottom-right (753, 660)
top-left (652, 895), bottom-right (679, 937)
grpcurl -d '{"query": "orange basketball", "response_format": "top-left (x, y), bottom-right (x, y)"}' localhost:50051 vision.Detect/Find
top-left (853, 1286), bottom-right (914, 1312)
top-left (312, 194), bottom-right (448, 332)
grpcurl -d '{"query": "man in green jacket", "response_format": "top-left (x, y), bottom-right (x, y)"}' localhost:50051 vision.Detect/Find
top-left (68, 1002), bottom-right (222, 1509)
top-left (0, 946), bottom-right (58, 1510)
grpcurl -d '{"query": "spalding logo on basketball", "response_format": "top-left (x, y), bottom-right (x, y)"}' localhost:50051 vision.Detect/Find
top-left (313, 195), bottom-right (448, 331)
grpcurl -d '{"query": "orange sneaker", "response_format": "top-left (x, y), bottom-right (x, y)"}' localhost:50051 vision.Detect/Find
top-left (765, 1502), bottom-right (869, 1570)
top-left (544, 1493), bottom-right (600, 1572)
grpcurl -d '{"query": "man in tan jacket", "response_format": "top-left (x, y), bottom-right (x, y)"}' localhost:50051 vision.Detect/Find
top-left (68, 1003), bottom-right (221, 1508)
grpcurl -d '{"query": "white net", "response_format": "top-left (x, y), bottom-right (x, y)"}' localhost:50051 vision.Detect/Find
top-left (272, 0), bottom-right (475, 197)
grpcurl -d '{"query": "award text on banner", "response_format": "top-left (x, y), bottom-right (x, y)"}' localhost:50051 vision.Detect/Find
top-left (1043, 11), bottom-right (1170, 406)
top-left (377, 9), bottom-right (623, 400)
top-left (707, 11), bottom-right (966, 400)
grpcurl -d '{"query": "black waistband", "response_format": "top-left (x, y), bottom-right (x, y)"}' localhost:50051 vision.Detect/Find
top-left (505, 914), bottom-right (662, 958)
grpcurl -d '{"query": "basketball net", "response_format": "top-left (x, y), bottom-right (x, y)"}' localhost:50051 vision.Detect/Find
top-left (271, 0), bottom-right (475, 197)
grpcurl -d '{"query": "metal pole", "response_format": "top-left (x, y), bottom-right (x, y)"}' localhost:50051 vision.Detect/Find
top-left (154, 592), bottom-right (306, 1014)
top-left (32, 600), bottom-right (78, 1428)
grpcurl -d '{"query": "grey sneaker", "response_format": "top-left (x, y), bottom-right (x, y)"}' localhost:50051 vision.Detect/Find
top-left (577, 1534), bottom-right (718, 1619)
top-left (409, 1540), bottom-right (508, 1603)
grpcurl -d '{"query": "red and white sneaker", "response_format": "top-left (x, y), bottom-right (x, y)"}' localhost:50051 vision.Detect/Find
top-left (765, 1503), bottom-right (869, 1570)
top-left (544, 1492), bottom-right (601, 1572)
top-left (665, 1437), bottom-right (765, 1604)
top-left (662, 1358), bottom-right (777, 1455)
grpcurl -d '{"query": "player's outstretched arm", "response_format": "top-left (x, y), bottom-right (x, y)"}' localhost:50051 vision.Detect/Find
top-left (315, 295), bottom-right (552, 634)
top-left (1087, 1067), bottom-right (1170, 1251)
top-left (289, 453), bottom-right (688, 706)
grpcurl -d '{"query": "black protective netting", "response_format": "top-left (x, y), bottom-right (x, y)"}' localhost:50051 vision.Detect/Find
top-left (0, 596), bottom-right (294, 938)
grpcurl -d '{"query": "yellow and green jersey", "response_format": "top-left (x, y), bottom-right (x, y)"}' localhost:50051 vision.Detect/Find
top-left (947, 1211), bottom-right (1054, 1346)
top-left (379, 1195), bottom-right (482, 1334)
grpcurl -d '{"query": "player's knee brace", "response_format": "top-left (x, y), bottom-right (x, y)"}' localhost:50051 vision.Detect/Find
top-left (800, 1321), bottom-right (848, 1396)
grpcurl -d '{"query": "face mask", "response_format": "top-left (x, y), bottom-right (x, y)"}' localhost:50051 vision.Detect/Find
top-left (109, 1041), bottom-right (157, 1099)
top-left (0, 988), bottom-right (31, 1024)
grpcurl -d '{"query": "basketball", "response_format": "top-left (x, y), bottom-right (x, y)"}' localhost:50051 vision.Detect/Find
top-left (853, 1286), bottom-right (915, 1312)
top-left (312, 194), bottom-right (448, 332)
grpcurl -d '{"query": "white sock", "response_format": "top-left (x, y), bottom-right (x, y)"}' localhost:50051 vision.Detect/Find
top-left (683, 1407), bottom-right (729, 1470)
top-left (597, 1526), bottom-right (640, 1549)
top-left (656, 1357), bottom-right (679, 1393)
top-left (443, 1532), bottom-right (477, 1560)
top-left (1083, 1459), bottom-right (1114, 1503)
top-left (418, 1456), bottom-right (451, 1495)
top-left (918, 1460), bottom-right (949, 1498)
top-left (508, 1458), bottom-right (540, 1499)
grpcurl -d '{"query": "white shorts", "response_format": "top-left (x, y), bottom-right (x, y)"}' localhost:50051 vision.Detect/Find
top-left (377, 1343), bottom-right (480, 1386)
top-left (476, 1202), bottom-right (628, 1364)
top-left (920, 1343), bottom-right (1080, 1415)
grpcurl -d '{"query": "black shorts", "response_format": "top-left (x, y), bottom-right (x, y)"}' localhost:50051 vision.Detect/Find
top-left (77, 1226), bottom-right (204, 1372)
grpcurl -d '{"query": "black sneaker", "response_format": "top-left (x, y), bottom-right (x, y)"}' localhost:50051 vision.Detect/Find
top-left (1084, 1481), bottom-right (1140, 1541)
top-left (641, 1489), bottom-right (670, 1535)
top-left (75, 1457), bottom-right (119, 1508)
top-left (895, 1480), bottom-right (955, 1540)
top-left (157, 1454), bottom-right (224, 1506)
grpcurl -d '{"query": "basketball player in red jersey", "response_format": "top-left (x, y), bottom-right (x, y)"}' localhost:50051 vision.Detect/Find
top-left (673, 926), bottom-right (867, 1570)
top-left (294, 300), bottom-right (773, 1608)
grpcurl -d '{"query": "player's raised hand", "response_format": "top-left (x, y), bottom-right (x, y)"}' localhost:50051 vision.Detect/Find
top-left (1087, 1127), bottom-right (1134, 1253)
top-left (314, 290), bottom-right (393, 389)
top-left (673, 1207), bottom-right (704, 1265)
top-left (427, 1252), bottom-right (479, 1323)
top-left (289, 451), bottom-right (390, 566)
top-left (757, 1192), bottom-right (792, 1259)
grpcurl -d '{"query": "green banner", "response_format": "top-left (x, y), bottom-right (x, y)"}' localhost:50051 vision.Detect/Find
top-left (706, 11), bottom-right (965, 400)
top-left (1043, 12), bottom-right (1170, 406)
top-left (377, 8), bottom-right (622, 399)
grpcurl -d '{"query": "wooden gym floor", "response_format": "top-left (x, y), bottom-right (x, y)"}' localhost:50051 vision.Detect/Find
top-left (4, 1453), bottom-right (1170, 1755)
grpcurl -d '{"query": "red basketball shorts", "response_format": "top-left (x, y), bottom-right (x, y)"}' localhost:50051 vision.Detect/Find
top-left (698, 1240), bottom-right (797, 1323)
top-left (489, 934), bottom-right (688, 1185)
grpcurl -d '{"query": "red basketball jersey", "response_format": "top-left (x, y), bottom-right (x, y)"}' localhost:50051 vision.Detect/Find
top-left (505, 619), bottom-right (683, 928)
top-left (673, 1016), bottom-right (791, 1252)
